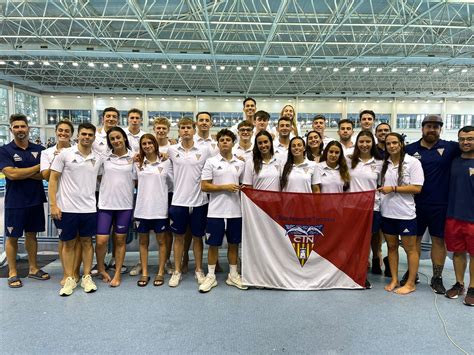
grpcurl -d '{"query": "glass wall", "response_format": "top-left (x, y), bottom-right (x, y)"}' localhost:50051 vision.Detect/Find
top-left (15, 91), bottom-right (40, 125)
top-left (46, 109), bottom-right (92, 125)
top-left (148, 111), bottom-right (194, 126)
top-left (396, 114), bottom-right (440, 129)
top-left (445, 114), bottom-right (472, 130)
top-left (298, 113), bottom-right (342, 130)
top-left (347, 113), bottom-right (391, 128)
top-left (0, 125), bottom-right (9, 146)
top-left (0, 87), bottom-right (8, 123)
top-left (96, 110), bottom-right (128, 126)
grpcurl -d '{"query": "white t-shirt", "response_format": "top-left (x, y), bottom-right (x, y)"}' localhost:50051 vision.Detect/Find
top-left (92, 128), bottom-right (110, 157)
top-left (317, 161), bottom-right (346, 193)
top-left (134, 158), bottom-right (173, 219)
top-left (348, 157), bottom-right (382, 211)
top-left (98, 150), bottom-right (136, 210)
top-left (201, 155), bottom-right (245, 218)
top-left (126, 128), bottom-right (145, 153)
top-left (243, 157), bottom-right (281, 191)
top-left (232, 144), bottom-right (253, 162)
top-left (380, 154), bottom-right (424, 220)
top-left (168, 142), bottom-right (211, 207)
top-left (40, 144), bottom-right (70, 172)
top-left (50, 146), bottom-right (102, 213)
top-left (340, 143), bottom-right (355, 158)
top-left (282, 159), bottom-right (321, 193)
top-left (193, 134), bottom-right (219, 156)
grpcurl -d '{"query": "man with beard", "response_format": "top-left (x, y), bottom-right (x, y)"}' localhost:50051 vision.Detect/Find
top-left (405, 115), bottom-right (460, 293)
top-left (375, 123), bottom-right (391, 158)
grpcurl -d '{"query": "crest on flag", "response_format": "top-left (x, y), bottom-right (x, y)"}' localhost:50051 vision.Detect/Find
top-left (284, 224), bottom-right (324, 267)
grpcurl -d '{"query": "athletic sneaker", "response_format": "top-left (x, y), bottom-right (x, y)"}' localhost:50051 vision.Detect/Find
top-left (445, 282), bottom-right (465, 299)
top-left (80, 274), bottom-right (97, 293)
top-left (168, 271), bottom-right (182, 287)
top-left (365, 279), bottom-right (372, 289)
top-left (199, 274), bottom-right (217, 293)
top-left (195, 271), bottom-right (206, 285)
top-left (430, 276), bottom-right (446, 294)
top-left (129, 263), bottom-right (142, 276)
top-left (59, 277), bottom-right (77, 297)
top-left (400, 271), bottom-right (420, 286)
top-left (226, 273), bottom-right (248, 290)
top-left (464, 287), bottom-right (474, 306)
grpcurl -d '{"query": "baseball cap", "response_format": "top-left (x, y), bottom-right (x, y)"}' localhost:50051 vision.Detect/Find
top-left (422, 114), bottom-right (443, 127)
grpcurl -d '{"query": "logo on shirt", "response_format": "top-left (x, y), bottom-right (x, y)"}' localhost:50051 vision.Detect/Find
top-left (7, 227), bottom-right (13, 234)
top-left (437, 148), bottom-right (445, 156)
top-left (470, 167), bottom-right (474, 176)
top-left (412, 152), bottom-right (421, 160)
top-left (284, 224), bottom-right (324, 267)
top-left (135, 220), bottom-right (141, 228)
top-left (303, 167), bottom-right (309, 174)
top-left (31, 152), bottom-right (39, 159)
top-left (235, 166), bottom-right (240, 172)
top-left (217, 166), bottom-right (223, 170)
top-left (211, 144), bottom-right (216, 150)
top-left (57, 229), bottom-right (62, 236)
top-left (403, 228), bottom-right (410, 233)
top-left (195, 154), bottom-right (201, 160)
top-left (90, 159), bottom-right (96, 167)
top-left (321, 172), bottom-right (327, 177)
top-left (175, 153), bottom-right (180, 158)
top-left (13, 154), bottom-right (22, 162)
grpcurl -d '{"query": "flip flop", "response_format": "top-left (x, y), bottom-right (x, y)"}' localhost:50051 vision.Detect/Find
top-left (28, 269), bottom-right (50, 281)
top-left (8, 276), bottom-right (23, 288)
top-left (153, 274), bottom-right (164, 287)
top-left (137, 275), bottom-right (150, 287)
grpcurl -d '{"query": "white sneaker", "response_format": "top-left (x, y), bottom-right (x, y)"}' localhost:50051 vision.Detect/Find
top-left (226, 273), bottom-right (248, 290)
top-left (59, 277), bottom-right (77, 297)
top-left (168, 271), bottom-right (182, 287)
top-left (129, 263), bottom-right (142, 276)
top-left (195, 270), bottom-right (206, 285)
top-left (199, 274), bottom-right (217, 293)
top-left (165, 260), bottom-right (175, 275)
top-left (81, 274), bottom-right (97, 293)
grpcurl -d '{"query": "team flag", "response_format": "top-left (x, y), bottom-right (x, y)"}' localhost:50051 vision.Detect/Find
top-left (241, 188), bottom-right (375, 290)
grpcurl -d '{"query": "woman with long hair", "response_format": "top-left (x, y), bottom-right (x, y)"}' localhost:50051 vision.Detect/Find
top-left (95, 126), bottom-right (135, 287)
top-left (305, 130), bottom-right (324, 162)
top-left (318, 141), bottom-right (350, 192)
top-left (280, 137), bottom-right (320, 193)
top-left (280, 104), bottom-right (300, 137)
top-left (349, 131), bottom-right (383, 288)
top-left (243, 131), bottom-right (281, 191)
top-left (134, 134), bottom-right (173, 287)
top-left (378, 133), bottom-right (424, 295)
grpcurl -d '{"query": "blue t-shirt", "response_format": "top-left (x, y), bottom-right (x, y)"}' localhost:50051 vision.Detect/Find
top-left (447, 157), bottom-right (474, 222)
top-left (0, 140), bottom-right (46, 208)
top-left (406, 139), bottom-right (460, 206)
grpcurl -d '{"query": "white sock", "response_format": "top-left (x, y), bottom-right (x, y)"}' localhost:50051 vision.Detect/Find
top-left (208, 264), bottom-right (216, 276)
top-left (229, 264), bottom-right (238, 277)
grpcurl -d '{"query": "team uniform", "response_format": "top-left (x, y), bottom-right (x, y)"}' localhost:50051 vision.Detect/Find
top-left (445, 157), bottom-right (474, 254)
top-left (317, 161), bottom-right (346, 193)
top-left (348, 158), bottom-right (383, 233)
top-left (0, 141), bottom-right (46, 237)
top-left (232, 144), bottom-right (253, 162)
top-left (273, 141), bottom-right (289, 163)
top-left (341, 144), bottom-right (355, 158)
top-left (194, 134), bottom-right (219, 156)
top-left (405, 139), bottom-right (460, 238)
top-left (50, 146), bottom-right (102, 240)
top-left (133, 158), bottom-right (173, 233)
top-left (126, 128), bottom-right (145, 153)
top-left (282, 159), bottom-right (321, 193)
top-left (168, 143), bottom-right (211, 236)
top-left (92, 128), bottom-right (110, 157)
top-left (97, 150), bottom-right (136, 235)
top-left (242, 157), bottom-right (282, 191)
top-left (380, 154), bottom-right (424, 236)
top-left (202, 155), bottom-right (245, 246)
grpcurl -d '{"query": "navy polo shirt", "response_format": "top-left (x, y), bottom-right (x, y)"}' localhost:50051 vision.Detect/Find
top-left (0, 140), bottom-right (46, 208)
top-left (447, 157), bottom-right (474, 222)
top-left (405, 139), bottom-right (460, 206)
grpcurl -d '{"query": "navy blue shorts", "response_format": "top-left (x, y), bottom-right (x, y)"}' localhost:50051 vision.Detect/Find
top-left (54, 212), bottom-right (97, 241)
top-left (372, 211), bottom-right (382, 234)
top-left (96, 209), bottom-right (133, 235)
top-left (135, 218), bottom-right (169, 234)
top-left (169, 205), bottom-right (208, 237)
top-left (205, 217), bottom-right (242, 246)
top-left (4, 204), bottom-right (45, 238)
top-left (382, 217), bottom-right (417, 237)
top-left (415, 204), bottom-right (447, 238)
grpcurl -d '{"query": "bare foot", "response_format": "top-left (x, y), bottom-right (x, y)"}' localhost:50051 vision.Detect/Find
top-left (99, 271), bottom-right (112, 283)
top-left (394, 284), bottom-right (416, 295)
top-left (384, 280), bottom-right (399, 292)
top-left (110, 275), bottom-right (121, 287)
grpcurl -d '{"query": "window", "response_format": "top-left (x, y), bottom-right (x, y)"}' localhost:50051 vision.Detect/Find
top-left (396, 114), bottom-right (440, 129)
top-left (0, 87), bottom-right (8, 123)
top-left (445, 114), bottom-right (472, 130)
top-left (298, 113), bottom-right (342, 130)
top-left (347, 113), bottom-right (391, 129)
top-left (15, 91), bottom-right (39, 125)
top-left (148, 111), bottom-right (194, 126)
top-left (0, 125), bottom-right (9, 146)
top-left (46, 109), bottom-right (91, 125)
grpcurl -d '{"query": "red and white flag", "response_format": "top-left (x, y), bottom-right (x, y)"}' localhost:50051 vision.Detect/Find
top-left (241, 188), bottom-right (375, 290)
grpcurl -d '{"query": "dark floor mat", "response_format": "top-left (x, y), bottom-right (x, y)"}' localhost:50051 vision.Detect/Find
top-left (0, 254), bottom-right (58, 278)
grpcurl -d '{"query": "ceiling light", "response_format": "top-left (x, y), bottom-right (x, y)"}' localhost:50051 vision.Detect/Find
top-left (263, 99), bottom-right (267, 102)
top-left (103, 63), bottom-right (109, 68)
top-left (363, 99), bottom-right (367, 102)
top-left (50, 95), bottom-right (55, 98)
top-left (161, 64), bottom-right (167, 69)
top-left (225, 98), bottom-right (229, 102)
top-left (122, 97), bottom-right (127, 100)
top-left (174, 98), bottom-right (178, 100)
top-left (438, 100), bottom-right (443, 103)
top-left (338, 99), bottom-right (342, 103)
top-left (407, 68), bottom-right (413, 72)
top-left (433, 68), bottom-right (439, 72)
top-left (420, 68), bottom-right (426, 72)
top-left (220, 66), bottom-right (225, 70)
top-left (206, 65), bottom-right (212, 70)
top-left (305, 67), bottom-right (311, 72)
top-left (401, 100), bottom-right (405, 103)
top-left (146, 64), bottom-right (152, 67)
top-left (391, 68), bottom-right (398, 72)
top-left (148, 97), bottom-right (153, 100)
top-left (290, 67), bottom-right (296, 72)
top-left (278, 67), bottom-right (284, 72)
top-left (43, 61), bottom-right (50, 66)
top-left (0, 60), bottom-right (6, 65)
top-left (117, 63), bottom-right (123, 68)
top-left (58, 62), bottom-right (64, 66)
top-left (333, 68), bottom-right (339, 72)
top-left (448, 68), bottom-right (454, 72)
top-left (275, 99), bottom-right (279, 102)
top-left (248, 66), bottom-right (254, 71)
top-left (161, 97), bottom-right (166, 100)
top-left (77, 95), bottom-right (81, 99)
top-left (414, 100), bottom-right (418, 103)
top-left (27, 61), bottom-right (34, 65)
top-left (13, 61), bottom-right (19, 65)
top-left (363, 67), bottom-right (369, 72)
top-left (72, 62), bottom-right (79, 67)
top-left (200, 98), bottom-right (204, 101)
top-left (191, 65), bottom-right (197, 70)
top-left (426, 99), bottom-right (430, 103)
top-left (376, 68), bottom-right (383, 72)
top-left (132, 63), bottom-right (139, 69)
top-left (376, 100), bottom-right (380, 103)
top-left (263, 66), bottom-right (269, 71)
top-left (176, 64), bottom-right (182, 70)
top-left (110, 96), bottom-right (114, 99)
top-left (349, 68), bottom-right (356, 72)
top-left (300, 99), bottom-right (304, 102)
top-left (461, 68), bottom-right (468, 73)
top-left (88, 62), bottom-right (95, 67)
top-left (136, 97), bottom-right (140, 100)
top-left (236, 66), bottom-right (242, 71)
top-left (187, 98), bottom-right (191, 101)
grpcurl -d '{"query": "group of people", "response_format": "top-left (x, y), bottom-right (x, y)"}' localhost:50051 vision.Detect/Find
top-left (0, 98), bottom-right (472, 307)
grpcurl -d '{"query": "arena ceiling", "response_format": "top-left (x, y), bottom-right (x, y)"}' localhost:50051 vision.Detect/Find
top-left (0, 0), bottom-right (473, 99)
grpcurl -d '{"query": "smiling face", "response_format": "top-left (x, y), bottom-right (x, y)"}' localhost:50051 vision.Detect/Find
top-left (243, 99), bottom-right (256, 119)
top-left (326, 145), bottom-right (341, 165)
top-left (77, 128), bottom-right (95, 148)
top-left (385, 134), bottom-right (402, 156)
top-left (458, 130), bottom-right (474, 154)
top-left (256, 134), bottom-right (272, 156)
top-left (360, 113), bottom-right (375, 131)
top-left (153, 124), bottom-right (169, 140)
top-left (290, 138), bottom-right (305, 159)
top-left (277, 119), bottom-right (292, 138)
top-left (196, 113), bottom-right (212, 134)
top-left (55, 123), bottom-right (72, 143)
top-left (281, 105), bottom-right (294, 120)
top-left (307, 132), bottom-right (321, 149)
top-left (103, 110), bottom-right (119, 131)
top-left (357, 135), bottom-right (373, 155)
top-left (238, 125), bottom-right (253, 143)
top-left (140, 137), bottom-right (157, 155)
top-left (10, 120), bottom-right (29, 141)
top-left (375, 124), bottom-right (390, 144)
top-left (312, 118), bottom-right (325, 135)
top-left (108, 130), bottom-right (126, 152)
